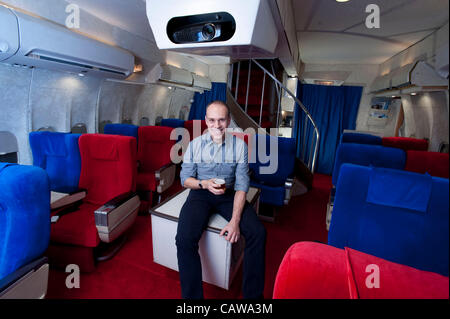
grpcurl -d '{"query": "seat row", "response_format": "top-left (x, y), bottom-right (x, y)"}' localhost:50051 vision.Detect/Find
top-left (273, 139), bottom-right (449, 298)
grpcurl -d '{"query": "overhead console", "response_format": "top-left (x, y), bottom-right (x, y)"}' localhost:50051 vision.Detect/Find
top-left (146, 0), bottom-right (278, 58)
top-left (0, 4), bottom-right (135, 79)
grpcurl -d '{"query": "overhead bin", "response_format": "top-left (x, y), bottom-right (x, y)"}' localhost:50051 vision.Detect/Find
top-left (371, 61), bottom-right (448, 93)
top-left (0, 4), bottom-right (135, 79)
top-left (146, 0), bottom-right (278, 57)
top-left (149, 64), bottom-right (212, 92)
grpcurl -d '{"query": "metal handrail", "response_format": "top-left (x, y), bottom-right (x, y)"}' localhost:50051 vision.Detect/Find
top-left (250, 59), bottom-right (320, 173)
top-left (229, 59), bottom-right (320, 173)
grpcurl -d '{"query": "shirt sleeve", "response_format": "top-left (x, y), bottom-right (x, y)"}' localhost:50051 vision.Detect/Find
top-left (234, 141), bottom-right (250, 193)
top-left (180, 141), bottom-right (197, 187)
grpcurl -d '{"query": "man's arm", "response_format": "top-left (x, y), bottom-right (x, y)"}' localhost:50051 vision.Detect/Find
top-left (219, 190), bottom-right (246, 243)
top-left (183, 177), bottom-right (225, 195)
top-left (219, 139), bottom-right (250, 243)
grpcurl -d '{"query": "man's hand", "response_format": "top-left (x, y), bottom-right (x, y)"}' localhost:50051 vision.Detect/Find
top-left (203, 178), bottom-right (226, 195)
top-left (220, 219), bottom-right (240, 243)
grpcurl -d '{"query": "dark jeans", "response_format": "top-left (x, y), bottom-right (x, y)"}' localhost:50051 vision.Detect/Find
top-left (175, 189), bottom-right (266, 299)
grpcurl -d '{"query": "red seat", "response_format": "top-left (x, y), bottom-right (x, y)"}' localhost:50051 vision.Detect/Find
top-left (49, 134), bottom-right (140, 270)
top-left (184, 120), bottom-right (208, 141)
top-left (137, 126), bottom-right (176, 202)
top-left (405, 151), bottom-right (449, 178)
top-left (273, 242), bottom-right (449, 299)
top-left (382, 137), bottom-right (429, 151)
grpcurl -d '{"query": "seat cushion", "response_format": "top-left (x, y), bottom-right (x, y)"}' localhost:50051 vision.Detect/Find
top-left (50, 202), bottom-right (100, 248)
top-left (29, 132), bottom-right (81, 193)
top-left (0, 164), bottom-right (50, 279)
top-left (405, 151), bottom-right (449, 178)
top-left (340, 132), bottom-right (382, 145)
top-left (382, 137), bottom-right (428, 151)
top-left (136, 171), bottom-right (157, 192)
top-left (273, 242), bottom-right (449, 299)
top-left (78, 134), bottom-right (137, 206)
top-left (250, 181), bottom-right (285, 206)
top-left (331, 143), bottom-right (406, 186)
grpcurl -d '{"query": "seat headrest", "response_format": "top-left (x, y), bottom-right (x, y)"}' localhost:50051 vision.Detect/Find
top-left (341, 132), bottom-right (382, 145)
top-left (366, 167), bottom-right (432, 213)
top-left (103, 123), bottom-right (139, 138)
top-left (81, 134), bottom-right (122, 161)
top-left (138, 126), bottom-right (174, 143)
top-left (29, 132), bottom-right (68, 157)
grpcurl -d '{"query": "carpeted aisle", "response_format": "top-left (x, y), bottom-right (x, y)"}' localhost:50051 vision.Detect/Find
top-left (46, 174), bottom-right (332, 299)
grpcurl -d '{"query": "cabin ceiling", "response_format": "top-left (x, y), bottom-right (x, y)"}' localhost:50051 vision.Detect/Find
top-left (65, 0), bottom-right (154, 42)
top-left (293, 0), bottom-right (449, 64)
top-left (65, 0), bottom-right (448, 67)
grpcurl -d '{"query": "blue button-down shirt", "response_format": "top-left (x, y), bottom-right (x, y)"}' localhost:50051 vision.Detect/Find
top-left (180, 133), bottom-right (250, 192)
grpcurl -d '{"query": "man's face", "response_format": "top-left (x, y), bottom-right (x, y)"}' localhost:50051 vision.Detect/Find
top-left (205, 103), bottom-right (230, 141)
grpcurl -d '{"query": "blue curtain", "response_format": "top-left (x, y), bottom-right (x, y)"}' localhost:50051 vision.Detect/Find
top-left (188, 82), bottom-right (227, 120)
top-left (293, 83), bottom-right (363, 175)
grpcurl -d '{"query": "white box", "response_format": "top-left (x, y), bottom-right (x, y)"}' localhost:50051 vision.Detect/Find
top-left (150, 188), bottom-right (260, 290)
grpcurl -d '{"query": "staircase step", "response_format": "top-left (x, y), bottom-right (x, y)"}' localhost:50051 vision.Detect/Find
top-left (237, 96), bottom-right (270, 106)
top-left (247, 109), bottom-right (270, 117)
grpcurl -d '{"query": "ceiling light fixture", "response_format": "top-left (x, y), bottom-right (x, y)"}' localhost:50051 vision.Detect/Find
top-left (336, 0), bottom-right (350, 2)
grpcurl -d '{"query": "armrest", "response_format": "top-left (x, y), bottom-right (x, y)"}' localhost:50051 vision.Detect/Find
top-left (284, 178), bottom-right (294, 205)
top-left (0, 256), bottom-right (48, 297)
top-left (96, 191), bottom-right (137, 212)
top-left (155, 163), bottom-right (176, 193)
top-left (50, 189), bottom-right (87, 210)
top-left (94, 192), bottom-right (139, 226)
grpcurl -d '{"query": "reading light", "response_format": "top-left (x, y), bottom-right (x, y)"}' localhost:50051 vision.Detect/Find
top-left (134, 64), bottom-right (143, 73)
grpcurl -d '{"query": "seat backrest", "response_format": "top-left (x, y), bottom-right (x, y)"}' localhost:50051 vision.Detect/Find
top-left (184, 120), bottom-right (208, 141)
top-left (329, 164), bottom-right (449, 276)
top-left (103, 123), bottom-right (139, 143)
top-left (340, 132), bottom-right (382, 145)
top-left (332, 143), bottom-right (406, 186)
top-left (382, 137), bottom-right (429, 151)
top-left (0, 163), bottom-right (50, 279)
top-left (29, 132), bottom-right (81, 193)
top-left (0, 131), bottom-right (18, 163)
top-left (78, 134), bottom-right (137, 206)
top-left (137, 126), bottom-right (175, 172)
top-left (161, 118), bottom-right (185, 129)
top-left (405, 151), bottom-right (449, 178)
top-left (249, 135), bottom-right (296, 186)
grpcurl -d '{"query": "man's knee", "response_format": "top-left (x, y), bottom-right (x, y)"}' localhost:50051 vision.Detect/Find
top-left (175, 231), bottom-right (200, 251)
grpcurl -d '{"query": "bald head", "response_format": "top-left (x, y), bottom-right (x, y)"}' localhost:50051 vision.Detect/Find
top-left (206, 101), bottom-right (230, 119)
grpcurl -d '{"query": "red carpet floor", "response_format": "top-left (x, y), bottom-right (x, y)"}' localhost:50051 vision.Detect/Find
top-left (46, 174), bottom-right (332, 299)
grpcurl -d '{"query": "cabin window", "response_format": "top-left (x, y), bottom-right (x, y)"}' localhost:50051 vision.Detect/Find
top-left (71, 123), bottom-right (87, 134)
top-left (0, 131), bottom-right (19, 163)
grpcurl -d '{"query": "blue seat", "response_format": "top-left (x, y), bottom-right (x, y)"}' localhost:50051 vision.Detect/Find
top-left (160, 118), bottom-right (185, 129)
top-left (104, 123), bottom-right (139, 139)
top-left (0, 163), bottom-right (50, 298)
top-left (328, 164), bottom-right (449, 277)
top-left (249, 135), bottom-right (296, 206)
top-left (340, 132), bottom-right (382, 145)
top-left (331, 143), bottom-right (406, 186)
top-left (29, 132), bottom-right (81, 193)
